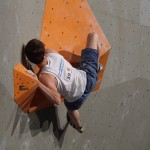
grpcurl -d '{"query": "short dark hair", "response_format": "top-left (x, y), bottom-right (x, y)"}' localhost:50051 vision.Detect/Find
top-left (25, 39), bottom-right (45, 64)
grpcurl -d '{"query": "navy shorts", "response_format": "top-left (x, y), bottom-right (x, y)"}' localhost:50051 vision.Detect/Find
top-left (64, 48), bottom-right (98, 110)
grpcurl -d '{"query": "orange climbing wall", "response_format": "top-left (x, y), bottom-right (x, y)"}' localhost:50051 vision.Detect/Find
top-left (14, 0), bottom-right (111, 113)
top-left (14, 64), bottom-right (39, 113)
top-left (40, 0), bottom-right (111, 90)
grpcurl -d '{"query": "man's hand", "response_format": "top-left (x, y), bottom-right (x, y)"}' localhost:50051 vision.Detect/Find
top-left (26, 70), bottom-right (38, 79)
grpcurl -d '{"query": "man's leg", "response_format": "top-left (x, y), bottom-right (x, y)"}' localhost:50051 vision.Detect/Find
top-left (67, 109), bottom-right (84, 133)
top-left (86, 32), bottom-right (101, 63)
top-left (67, 109), bottom-right (81, 128)
top-left (67, 33), bottom-right (101, 132)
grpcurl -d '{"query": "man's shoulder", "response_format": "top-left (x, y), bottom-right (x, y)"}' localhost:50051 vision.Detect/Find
top-left (38, 73), bottom-right (55, 82)
top-left (38, 73), bottom-right (58, 87)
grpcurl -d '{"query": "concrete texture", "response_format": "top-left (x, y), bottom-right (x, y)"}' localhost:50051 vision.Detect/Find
top-left (0, 0), bottom-right (150, 150)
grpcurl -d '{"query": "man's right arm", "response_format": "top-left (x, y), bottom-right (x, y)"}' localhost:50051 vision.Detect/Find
top-left (38, 74), bottom-right (61, 105)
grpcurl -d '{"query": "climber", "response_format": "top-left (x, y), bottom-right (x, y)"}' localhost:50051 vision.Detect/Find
top-left (25, 32), bottom-right (102, 133)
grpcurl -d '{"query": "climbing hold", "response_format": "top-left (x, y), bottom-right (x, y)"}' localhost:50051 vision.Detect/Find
top-left (13, 64), bottom-right (39, 113)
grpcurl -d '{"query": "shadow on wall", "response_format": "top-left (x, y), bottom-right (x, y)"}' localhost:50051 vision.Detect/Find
top-left (59, 50), bottom-right (81, 68)
top-left (11, 106), bottom-right (69, 148)
top-left (10, 46), bottom-right (69, 148)
top-left (29, 106), bottom-right (69, 148)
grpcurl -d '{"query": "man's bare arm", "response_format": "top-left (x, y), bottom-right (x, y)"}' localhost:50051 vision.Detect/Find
top-left (38, 73), bottom-right (61, 105)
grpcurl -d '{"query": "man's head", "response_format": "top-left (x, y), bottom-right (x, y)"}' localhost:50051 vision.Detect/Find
top-left (25, 39), bottom-right (45, 64)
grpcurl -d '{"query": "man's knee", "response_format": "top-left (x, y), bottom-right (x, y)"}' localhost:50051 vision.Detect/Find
top-left (88, 32), bottom-right (99, 40)
top-left (86, 32), bottom-right (99, 49)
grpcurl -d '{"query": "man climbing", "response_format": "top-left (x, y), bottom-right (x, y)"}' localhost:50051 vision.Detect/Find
top-left (25, 32), bottom-right (102, 133)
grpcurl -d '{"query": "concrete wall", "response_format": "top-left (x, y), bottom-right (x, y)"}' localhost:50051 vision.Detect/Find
top-left (0, 0), bottom-right (150, 150)
top-left (140, 0), bottom-right (150, 79)
top-left (88, 0), bottom-right (141, 89)
top-left (88, 0), bottom-right (150, 88)
top-left (0, 0), bottom-right (45, 149)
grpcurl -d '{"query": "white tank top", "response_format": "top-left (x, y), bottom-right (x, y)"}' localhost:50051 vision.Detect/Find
top-left (40, 53), bottom-right (87, 102)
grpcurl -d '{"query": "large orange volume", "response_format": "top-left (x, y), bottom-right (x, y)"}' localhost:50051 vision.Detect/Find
top-left (40, 0), bottom-right (111, 90)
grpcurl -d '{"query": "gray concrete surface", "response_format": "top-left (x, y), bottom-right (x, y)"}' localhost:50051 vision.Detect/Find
top-left (0, 0), bottom-right (150, 150)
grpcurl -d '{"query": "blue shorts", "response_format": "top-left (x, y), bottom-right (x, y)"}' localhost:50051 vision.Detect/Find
top-left (64, 48), bottom-right (98, 110)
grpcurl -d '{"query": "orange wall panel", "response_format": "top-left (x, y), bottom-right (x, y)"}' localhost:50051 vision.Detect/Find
top-left (40, 0), bottom-right (111, 90)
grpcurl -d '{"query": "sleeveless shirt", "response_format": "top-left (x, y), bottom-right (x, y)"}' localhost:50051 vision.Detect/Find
top-left (40, 53), bottom-right (87, 102)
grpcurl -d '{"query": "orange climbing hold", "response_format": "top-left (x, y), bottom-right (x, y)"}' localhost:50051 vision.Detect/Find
top-left (14, 64), bottom-right (39, 112)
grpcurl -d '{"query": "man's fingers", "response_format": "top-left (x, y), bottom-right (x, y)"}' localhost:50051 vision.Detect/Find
top-left (26, 70), bottom-right (38, 79)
